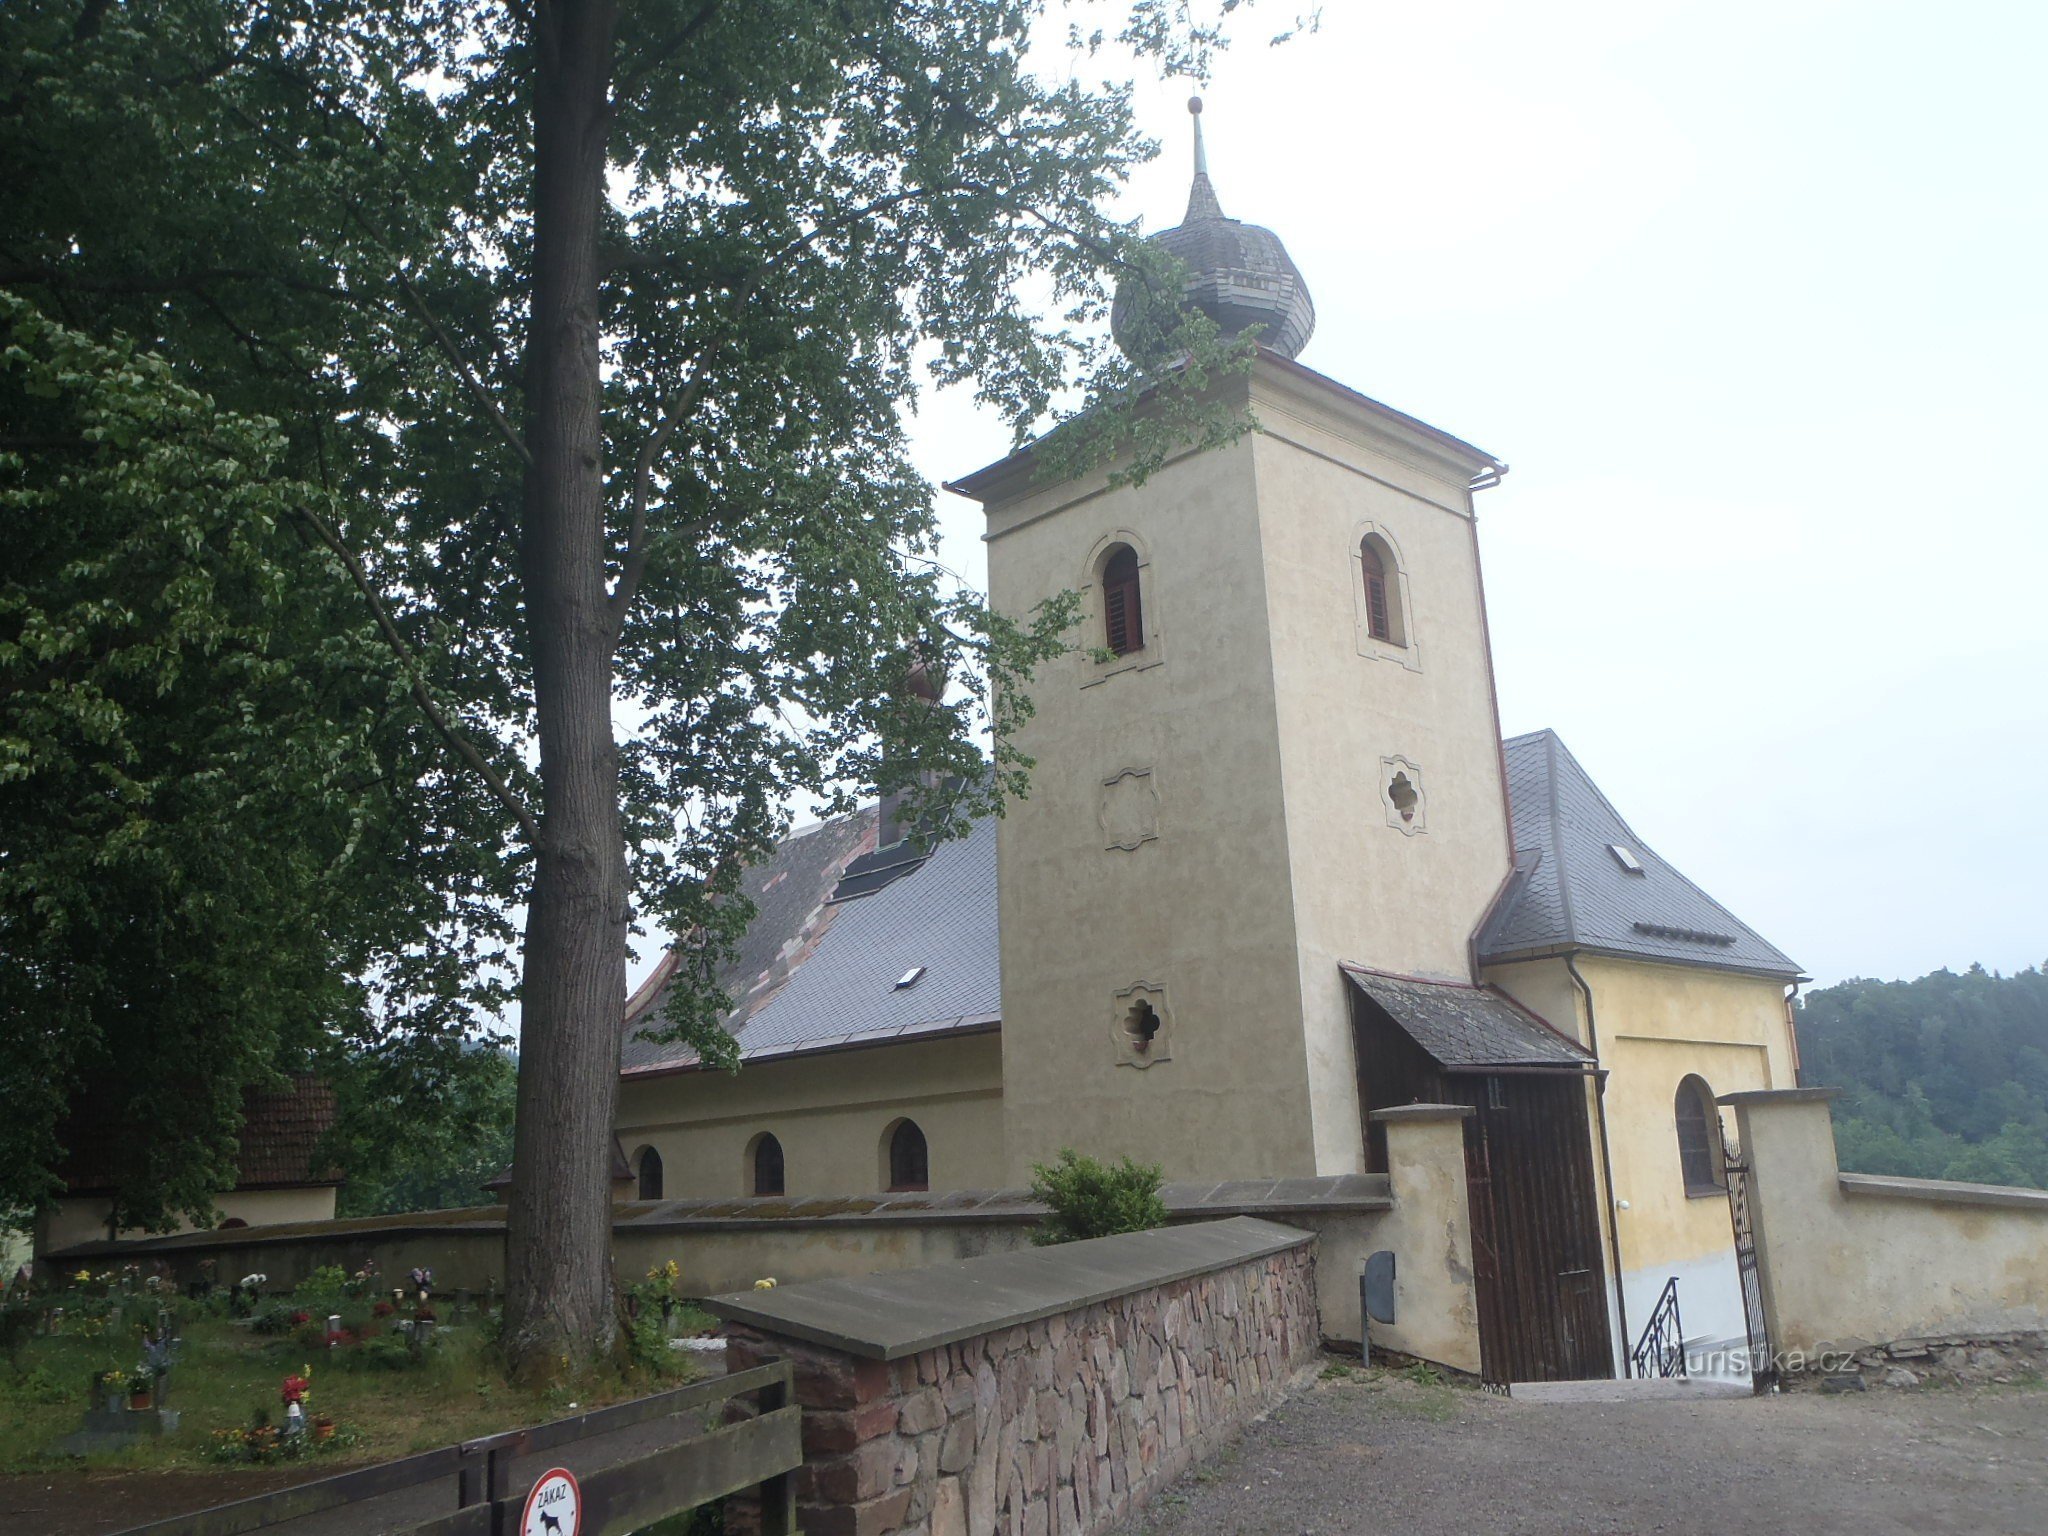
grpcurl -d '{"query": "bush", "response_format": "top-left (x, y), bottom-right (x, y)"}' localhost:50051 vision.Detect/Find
top-left (15, 1365), bottom-right (71, 1403)
top-left (352, 1336), bottom-right (416, 1372)
top-left (292, 1266), bottom-right (349, 1316)
top-left (252, 1303), bottom-right (300, 1336)
top-left (1027, 1150), bottom-right (1168, 1246)
top-left (622, 1263), bottom-right (680, 1376)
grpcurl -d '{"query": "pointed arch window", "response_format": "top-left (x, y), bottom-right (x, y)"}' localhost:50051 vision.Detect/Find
top-left (886, 1119), bottom-right (929, 1192)
top-left (636, 1145), bottom-right (664, 1201)
top-left (1101, 544), bottom-right (1144, 656)
top-left (1674, 1076), bottom-right (1725, 1196)
top-left (750, 1132), bottom-right (785, 1197)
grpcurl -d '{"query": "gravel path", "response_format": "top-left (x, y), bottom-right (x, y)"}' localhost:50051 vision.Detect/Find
top-left (1110, 1364), bottom-right (2048, 1536)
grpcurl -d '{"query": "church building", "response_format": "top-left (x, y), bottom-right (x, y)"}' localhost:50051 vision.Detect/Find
top-left (614, 103), bottom-right (1804, 1380)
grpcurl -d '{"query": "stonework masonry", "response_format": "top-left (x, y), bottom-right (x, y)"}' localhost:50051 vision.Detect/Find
top-left (718, 1227), bottom-right (1320, 1536)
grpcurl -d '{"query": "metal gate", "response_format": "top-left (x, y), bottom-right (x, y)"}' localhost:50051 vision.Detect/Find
top-left (1725, 1148), bottom-right (1775, 1393)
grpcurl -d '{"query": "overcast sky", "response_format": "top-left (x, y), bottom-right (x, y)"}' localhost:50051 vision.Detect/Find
top-left (886, 0), bottom-right (2047, 991)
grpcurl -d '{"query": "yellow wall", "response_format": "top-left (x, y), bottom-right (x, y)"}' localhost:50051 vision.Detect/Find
top-left (1487, 952), bottom-right (1796, 1362)
top-left (983, 421), bottom-right (1320, 1184)
top-left (614, 1033), bottom-right (1006, 1199)
top-left (1731, 1092), bottom-right (2048, 1352)
top-left (1584, 955), bottom-right (1791, 1272)
top-left (36, 1184), bottom-right (339, 1258)
top-left (977, 356), bottom-right (1509, 1186)
top-left (1250, 367), bottom-right (1516, 1178)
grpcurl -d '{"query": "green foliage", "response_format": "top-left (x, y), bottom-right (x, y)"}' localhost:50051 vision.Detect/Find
top-left (2, 0), bottom-right (1289, 1352)
top-left (0, 289), bottom-right (519, 1232)
top-left (292, 1267), bottom-right (349, 1317)
top-left (336, 1046), bottom-right (518, 1217)
top-left (621, 1261), bottom-right (690, 1378)
top-left (1027, 1149), bottom-right (1169, 1246)
top-left (13, 1366), bottom-right (69, 1404)
top-left (1795, 965), bottom-right (2048, 1190)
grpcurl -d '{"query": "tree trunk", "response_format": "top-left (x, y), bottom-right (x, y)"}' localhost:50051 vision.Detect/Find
top-left (504, 0), bottom-right (625, 1381)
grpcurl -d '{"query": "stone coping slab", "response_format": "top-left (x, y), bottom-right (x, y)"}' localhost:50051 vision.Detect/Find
top-left (1718, 1087), bottom-right (1842, 1105)
top-left (1839, 1172), bottom-right (2048, 1213)
top-left (1370, 1103), bottom-right (1474, 1124)
top-left (703, 1215), bottom-right (1314, 1360)
top-left (49, 1176), bottom-right (1387, 1261)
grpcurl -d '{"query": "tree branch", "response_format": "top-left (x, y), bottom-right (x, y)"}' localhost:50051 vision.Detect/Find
top-left (607, 371), bottom-right (709, 626)
top-left (390, 268), bottom-right (535, 470)
top-left (613, 0), bottom-right (723, 103)
top-left (293, 503), bottom-right (542, 847)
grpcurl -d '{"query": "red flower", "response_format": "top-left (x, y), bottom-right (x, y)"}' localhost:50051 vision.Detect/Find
top-left (281, 1374), bottom-right (310, 1404)
top-left (371, 1300), bottom-right (394, 1317)
top-left (290, 1310), bottom-right (310, 1326)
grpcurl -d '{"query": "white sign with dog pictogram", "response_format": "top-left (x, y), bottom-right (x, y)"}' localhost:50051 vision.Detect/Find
top-left (521, 1467), bottom-right (581, 1536)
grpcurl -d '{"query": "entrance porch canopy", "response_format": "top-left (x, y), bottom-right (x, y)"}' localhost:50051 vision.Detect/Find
top-left (1341, 965), bottom-right (1594, 1072)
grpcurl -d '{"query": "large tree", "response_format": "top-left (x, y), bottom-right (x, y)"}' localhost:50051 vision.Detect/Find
top-left (2, 0), bottom-right (1269, 1375)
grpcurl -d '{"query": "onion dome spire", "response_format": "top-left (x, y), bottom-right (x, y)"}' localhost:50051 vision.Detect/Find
top-left (1111, 96), bottom-right (1316, 362)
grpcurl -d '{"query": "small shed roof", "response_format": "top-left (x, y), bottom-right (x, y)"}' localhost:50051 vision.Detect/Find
top-left (1342, 966), bottom-right (1593, 1071)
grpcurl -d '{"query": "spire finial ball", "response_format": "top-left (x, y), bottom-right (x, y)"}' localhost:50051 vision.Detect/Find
top-left (1188, 94), bottom-right (1203, 115)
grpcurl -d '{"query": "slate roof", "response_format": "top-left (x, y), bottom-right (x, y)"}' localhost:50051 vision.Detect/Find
top-left (1479, 730), bottom-right (1801, 978)
top-left (620, 810), bottom-right (1001, 1076)
top-left (58, 1075), bottom-right (342, 1195)
top-left (1342, 966), bottom-right (1594, 1070)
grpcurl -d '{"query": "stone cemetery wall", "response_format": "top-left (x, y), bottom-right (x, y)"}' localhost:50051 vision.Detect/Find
top-left (712, 1216), bottom-right (1320, 1536)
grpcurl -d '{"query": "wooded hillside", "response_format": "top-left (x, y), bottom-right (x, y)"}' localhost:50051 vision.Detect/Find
top-left (1794, 965), bottom-right (2048, 1190)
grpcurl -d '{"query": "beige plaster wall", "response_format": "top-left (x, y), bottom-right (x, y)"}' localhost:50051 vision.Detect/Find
top-left (982, 419), bottom-right (1321, 1185)
top-left (1362, 1108), bottom-right (1482, 1374)
top-left (615, 1033), bottom-right (1006, 1199)
top-left (977, 357), bottom-right (1509, 1186)
top-left (1730, 1092), bottom-right (2048, 1353)
top-left (36, 1185), bottom-right (339, 1259)
top-left (1249, 369), bottom-right (1515, 1177)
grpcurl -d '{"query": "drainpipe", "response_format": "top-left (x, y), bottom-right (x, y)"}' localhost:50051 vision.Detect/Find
top-left (1567, 949), bottom-right (1631, 1376)
top-left (1783, 976), bottom-right (1810, 1087)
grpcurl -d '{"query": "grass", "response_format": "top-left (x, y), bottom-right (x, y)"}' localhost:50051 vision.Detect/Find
top-left (1312, 1356), bottom-right (1467, 1422)
top-left (0, 1301), bottom-right (701, 1477)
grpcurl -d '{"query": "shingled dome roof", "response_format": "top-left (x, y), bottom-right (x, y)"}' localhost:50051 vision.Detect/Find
top-left (1111, 98), bottom-right (1316, 362)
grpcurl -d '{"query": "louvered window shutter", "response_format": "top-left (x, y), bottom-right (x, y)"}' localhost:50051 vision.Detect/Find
top-left (1101, 546), bottom-right (1143, 655)
top-left (1365, 574), bottom-right (1391, 641)
top-left (1105, 582), bottom-right (1130, 654)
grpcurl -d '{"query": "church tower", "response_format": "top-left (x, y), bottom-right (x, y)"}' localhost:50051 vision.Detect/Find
top-left (951, 102), bottom-right (1516, 1183)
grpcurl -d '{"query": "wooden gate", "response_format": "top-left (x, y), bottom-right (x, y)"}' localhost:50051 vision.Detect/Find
top-left (1455, 1071), bottom-right (1614, 1384)
top-left (1351, 993), bottom-right (1613, 1383)
top-left (1725, 1147), bottom-right (1776, 1393)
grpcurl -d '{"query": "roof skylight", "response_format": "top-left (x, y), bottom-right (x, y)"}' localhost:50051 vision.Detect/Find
top-left (894, 966), bottom-right (926, 990)
top-left (1607, 844), bottom-right (1645, 874)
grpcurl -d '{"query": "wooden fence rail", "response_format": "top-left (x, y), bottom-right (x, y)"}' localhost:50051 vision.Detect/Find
top-left (114, 1359), bottom-right (799, 1536)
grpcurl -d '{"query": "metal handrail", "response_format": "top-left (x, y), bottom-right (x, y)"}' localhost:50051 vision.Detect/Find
top-left (1629, 1277), bottom-right (1686, 1379)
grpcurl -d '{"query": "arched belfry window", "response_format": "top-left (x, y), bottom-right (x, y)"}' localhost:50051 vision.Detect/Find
top-left (1674, 1076), bottom-right (1725, 1196)
top-left (886, 1119), bottom-right (929, 1192)
top-left (636, 1145), bottom-right (664, 1201)
top-left (1101, 544), bottom-right (1144, 656)
top-left (750, 1132), bottom-right (785, 1197)
top-left (1358, 533), bottom-right (1406, 648)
